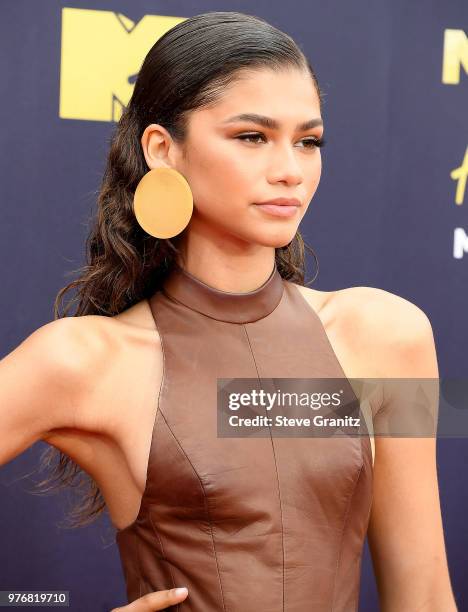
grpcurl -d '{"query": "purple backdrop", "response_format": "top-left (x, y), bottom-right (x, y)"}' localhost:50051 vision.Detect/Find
top-left (1, 1), bottom-right (467, 610)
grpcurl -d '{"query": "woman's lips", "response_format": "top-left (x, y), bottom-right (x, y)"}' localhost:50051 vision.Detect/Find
top-left (254, 203), bottom-right (300, 218)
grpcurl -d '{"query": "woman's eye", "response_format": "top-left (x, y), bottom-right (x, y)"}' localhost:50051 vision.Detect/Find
top-left (235, 133), bottom-right (326, 149)
top-left (236, 133), bottom-right (266, 144)
top-left (300, 137), bottom-right (327, 149)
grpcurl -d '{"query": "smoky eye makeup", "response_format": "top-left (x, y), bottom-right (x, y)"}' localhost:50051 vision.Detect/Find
top-left (234, 132), bottom-right (327, 149)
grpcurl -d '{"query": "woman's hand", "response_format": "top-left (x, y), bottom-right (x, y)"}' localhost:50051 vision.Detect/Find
top-left (111, 587), bottom-right (188, 611)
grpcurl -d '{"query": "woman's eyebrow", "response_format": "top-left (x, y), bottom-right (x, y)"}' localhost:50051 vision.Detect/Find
top-left (221, 113), bottom-right (323, 131)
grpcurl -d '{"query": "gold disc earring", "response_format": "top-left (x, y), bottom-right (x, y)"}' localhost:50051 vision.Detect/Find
top-left (133, 167), bottom-right (194, 239)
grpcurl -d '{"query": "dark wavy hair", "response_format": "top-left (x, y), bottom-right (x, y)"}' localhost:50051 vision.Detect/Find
top-left (33, 11), bottom-right (323, 528)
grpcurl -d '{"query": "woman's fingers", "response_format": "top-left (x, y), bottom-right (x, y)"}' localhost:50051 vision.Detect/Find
top-left (111, 586), bottom-right (188, 611)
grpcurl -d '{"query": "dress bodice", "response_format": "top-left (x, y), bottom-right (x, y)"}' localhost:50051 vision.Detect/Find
top-left (115, 262), bottom-right (374, 611)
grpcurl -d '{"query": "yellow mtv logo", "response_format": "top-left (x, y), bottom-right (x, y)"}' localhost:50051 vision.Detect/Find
top-left (450, 146), bottom-right (468, 206)
top-left (59, 8), bottom-right (186, 122)
top-left (442, 29), bottom-right (468, 84)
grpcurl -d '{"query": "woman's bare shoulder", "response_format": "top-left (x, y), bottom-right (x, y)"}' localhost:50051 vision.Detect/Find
top-left (291, 283), bottom-right (434, 376)
top-left (330, 285), bottom-right (432, 341)
top-left (294, 283), bottom-right (431, 334)
top-left (19, 315), bottom-right (113, 381)
top-left (37, 298), bottom-right (158, 358)
top-left (33, 299), bottom-right (160, 431)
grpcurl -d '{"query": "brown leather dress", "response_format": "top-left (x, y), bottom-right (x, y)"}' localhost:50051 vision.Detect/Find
top-left (115, 262), bottom-right (374, 611)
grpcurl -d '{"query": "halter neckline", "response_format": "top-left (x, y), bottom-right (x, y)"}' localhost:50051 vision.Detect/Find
top-left (161, 261), bottom-right (284, 323)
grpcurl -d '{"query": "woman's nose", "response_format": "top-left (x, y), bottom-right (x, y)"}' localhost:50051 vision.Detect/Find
top-left (267, 146), bottom-right (305, 185)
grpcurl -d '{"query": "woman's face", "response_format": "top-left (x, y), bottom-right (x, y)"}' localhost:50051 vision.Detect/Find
top-left (156, 67), bottom-right (323, 250)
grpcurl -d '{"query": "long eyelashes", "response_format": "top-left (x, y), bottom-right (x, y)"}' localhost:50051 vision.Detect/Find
top-left (235, 133), bottom-right (327, 149)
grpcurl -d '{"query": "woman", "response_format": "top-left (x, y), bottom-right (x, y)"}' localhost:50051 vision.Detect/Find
top-left (0, 10), bottom-right (457, 612)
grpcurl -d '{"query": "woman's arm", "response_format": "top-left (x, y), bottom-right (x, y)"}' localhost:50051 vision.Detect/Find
top-left (366, 298), bottom-right (458, 611)
top-left (0, 320), bottom-right (190, 611)
top-left (0, 318), bottom-right (89, 466)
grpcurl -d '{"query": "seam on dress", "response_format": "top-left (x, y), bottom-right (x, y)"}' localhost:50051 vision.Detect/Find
top-left (147, 316), bottom-right (179, 612)
top-left (134, 529), bottom-right (143, 599)
top-left (116, 298), bottom-right (166, 537)
top-left (243, 324), bottom-right (285, 611)
top-left (330, 461), bottom-right (365, 611)
top-left (158, 407), bottom-right (227, 611)
top-left (148, 513), bottom-right (179, 611)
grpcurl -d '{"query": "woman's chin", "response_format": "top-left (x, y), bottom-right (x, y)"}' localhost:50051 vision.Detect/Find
top-left (250, 228), bottom-right (299, 249)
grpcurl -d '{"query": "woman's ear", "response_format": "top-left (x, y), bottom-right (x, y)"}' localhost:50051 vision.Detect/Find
top-left (140, 123), bottom-right (176, 170)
